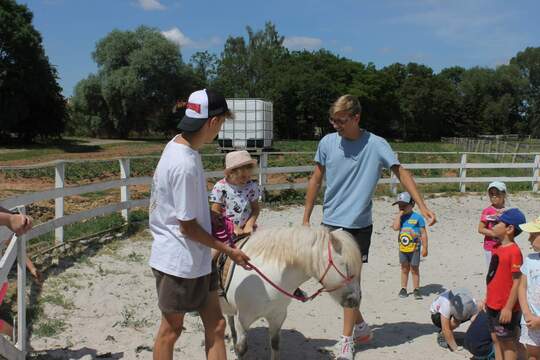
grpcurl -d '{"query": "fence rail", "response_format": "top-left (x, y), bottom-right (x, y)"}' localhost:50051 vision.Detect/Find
top-left (0, 151), bottom-right (540, 358)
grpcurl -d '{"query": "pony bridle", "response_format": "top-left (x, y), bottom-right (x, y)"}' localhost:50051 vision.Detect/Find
top-left (316, 238), bottom-right (355, 293)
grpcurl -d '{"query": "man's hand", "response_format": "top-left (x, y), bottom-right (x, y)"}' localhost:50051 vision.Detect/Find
top-left (422, 247), bottom-right (428, 257)
top-left (227, 248), bottom-right (251, 269)
top-left (9, 214), bottom-right (33, 236)
top-left (499, 307), bottom-right (512, 324)
top-left (419, 207), bottom-right (437, 226)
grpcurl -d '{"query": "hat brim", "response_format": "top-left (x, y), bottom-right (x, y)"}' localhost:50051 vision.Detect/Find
top-left (177, 114), bottom-right (208, 132)
top-left (224, 159), bottom-right (258, 174)
top-left (520, 223), bottom-right (540, 233)
top-left (392, 201), bottom-right (411, 206)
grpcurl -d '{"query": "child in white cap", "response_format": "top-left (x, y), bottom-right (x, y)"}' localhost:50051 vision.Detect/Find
top-left (392, 191), bottom-right (428, 300)
top-left (518, 216), bottom-right (540, 359)
top-left (478, 181), bottom-right (507, 266)
top-left (210, 150), bottom-right (260, 239)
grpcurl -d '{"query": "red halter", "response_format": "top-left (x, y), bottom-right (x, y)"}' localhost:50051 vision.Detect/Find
top-left (244, 238), bottom-right (355, 302)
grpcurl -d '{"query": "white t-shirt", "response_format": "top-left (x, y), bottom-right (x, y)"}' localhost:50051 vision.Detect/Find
top-left (430, 289), bottom-right (477, 321)
top-left (521, 253), bottom-right (540, 317)
top-left (148, 138), bottom-right (212, 278)
top-left (209, 179), bottom-right (260, 228)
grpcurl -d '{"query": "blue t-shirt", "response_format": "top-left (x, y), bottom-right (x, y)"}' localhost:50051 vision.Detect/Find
top-left (521, 253), bottom-right (540, 318)
top-left (399, 211), bottom-right (426, 252)
top-left (315, 131), bottom-right (399, 228)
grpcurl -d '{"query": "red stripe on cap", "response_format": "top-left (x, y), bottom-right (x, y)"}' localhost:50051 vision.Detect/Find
top-left (186, 102), bottom-right (201, 113)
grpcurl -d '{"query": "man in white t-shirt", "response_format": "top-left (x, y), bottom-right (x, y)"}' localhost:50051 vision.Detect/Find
top-left (149, 89), bottom-right (250, 360)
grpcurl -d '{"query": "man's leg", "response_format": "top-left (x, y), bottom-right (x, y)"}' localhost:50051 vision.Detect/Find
top-left (153, 312), bottom-right (184, 360)
top-left (199, 290), bottom-right (228, 360)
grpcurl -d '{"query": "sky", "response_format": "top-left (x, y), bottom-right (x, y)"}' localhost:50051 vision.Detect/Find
top-left (20, 0), bottom-right (540, 97)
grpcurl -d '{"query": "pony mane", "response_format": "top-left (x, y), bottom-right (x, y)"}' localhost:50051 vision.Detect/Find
top-left (243, 226), bottom-right (362, 277)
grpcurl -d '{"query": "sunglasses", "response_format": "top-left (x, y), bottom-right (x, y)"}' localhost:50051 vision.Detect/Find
top-left (329, 116), bottom-right (354, 126)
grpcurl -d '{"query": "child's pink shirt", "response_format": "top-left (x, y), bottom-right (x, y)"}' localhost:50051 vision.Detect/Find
top-left (480, 205), bottom-right (504, 252)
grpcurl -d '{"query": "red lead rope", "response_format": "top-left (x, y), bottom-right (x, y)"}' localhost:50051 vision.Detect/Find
top-left (238, 238), bottom-right (354, 303)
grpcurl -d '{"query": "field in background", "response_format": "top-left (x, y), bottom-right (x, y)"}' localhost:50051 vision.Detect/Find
top-left (1, 137), bottom-right (539, 255)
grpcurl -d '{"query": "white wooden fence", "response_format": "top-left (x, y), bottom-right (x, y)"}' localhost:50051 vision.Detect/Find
top-left (0, 151), bottom-right (539, 358)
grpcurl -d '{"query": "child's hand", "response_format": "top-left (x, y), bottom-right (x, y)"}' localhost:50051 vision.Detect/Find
top-left (30, 268), bottom-right (43, 285)
top-left (234, 226), bottom-right (244, 236)
top-left (499, 307), bottom-right (512, 324)
top-left (243, 225), bottom-right (254, 235)
top-left (526, 315), bottom-right (540, 329)
top-left (422, 247), bottom-right (428, 257)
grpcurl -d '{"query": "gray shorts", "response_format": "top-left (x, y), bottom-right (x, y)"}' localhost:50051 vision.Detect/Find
top-left (152, 266), bottom-right (219, 314)
top-left (399, 250), bottom-right (420, 266)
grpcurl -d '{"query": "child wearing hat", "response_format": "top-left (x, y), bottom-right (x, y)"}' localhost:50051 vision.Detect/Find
top-left (518, 216), bottom-right (540, 359)
top-left (210, 150), bottom-right (260, 241)
top-left (392, 192), bottom-right (428, 300)
top-left (485, 208), bottom-right (526, 360)
top-left (479, 181), bottom-right (507, 266)
top-left (430, 288), bottom-right (479, 353)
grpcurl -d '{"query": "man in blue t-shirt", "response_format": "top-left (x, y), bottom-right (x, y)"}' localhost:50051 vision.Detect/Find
top-left (302, 94), bottom-right (437, 360)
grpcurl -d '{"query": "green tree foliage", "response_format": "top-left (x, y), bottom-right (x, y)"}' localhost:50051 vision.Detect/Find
top-left (0, 0), bottom-right (66, 141)
top-left (511, 47), bottom-right (540, 136)
top-left (70, 26), bottom-right (200, 138)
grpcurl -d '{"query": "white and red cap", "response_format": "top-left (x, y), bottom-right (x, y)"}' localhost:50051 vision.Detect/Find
top-left (178, 89), bottom-right (230, 131)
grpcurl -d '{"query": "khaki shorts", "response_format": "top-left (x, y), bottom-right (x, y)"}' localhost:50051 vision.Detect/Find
top-left (152, 266), bottom-right (219, 314)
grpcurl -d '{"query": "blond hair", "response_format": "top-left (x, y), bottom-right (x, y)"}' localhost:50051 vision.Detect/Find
top-left (329, 94), bottom-right (362, 117)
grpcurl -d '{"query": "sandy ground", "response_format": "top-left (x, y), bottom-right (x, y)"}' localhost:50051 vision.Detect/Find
top-left (28, 194), bottom-right (540, 360)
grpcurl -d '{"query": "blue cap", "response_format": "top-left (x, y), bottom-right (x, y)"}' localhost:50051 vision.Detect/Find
top-left (497, 208), bottom-right (526, 235)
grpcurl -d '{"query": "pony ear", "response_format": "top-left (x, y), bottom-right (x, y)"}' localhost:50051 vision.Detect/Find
top-left (330, 232), bottom-right (343, 254)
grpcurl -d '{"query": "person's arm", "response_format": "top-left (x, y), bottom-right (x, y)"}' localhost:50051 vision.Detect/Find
top-left (25, 257), bottom-right (43, 284)
top-left (500, 273), bottom-right (521, 324)
top-left (303, 163), bottom-right (325, 226)
top-left (420, 227), bottom-right (428, 257)
top-left (520, 275), bottom-right (534, 322)
top-left (391, 165), bottom-right (436, 226)
top-left (0, 207), bottom-right (32, 236)
top-left (478, 221), bottom-right (496, 238)
top-left (440, 315), bottom-right (460, 351)
top-left (391, 211), bottom-right (403, 231)
top-left (179, 219), bottom-right (250, 267)
top-left (242, 201), bottom-right (260, 235)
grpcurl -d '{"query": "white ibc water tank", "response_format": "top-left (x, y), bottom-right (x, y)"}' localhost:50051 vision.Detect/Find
top-left (218, 99), bottom-right (273, 149)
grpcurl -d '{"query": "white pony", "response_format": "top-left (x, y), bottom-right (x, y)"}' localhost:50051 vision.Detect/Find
top-left (219, 226), bottom-right (363, 360)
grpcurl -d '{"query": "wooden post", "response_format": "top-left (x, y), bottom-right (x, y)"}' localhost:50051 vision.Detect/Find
top-left (459, 153), bottom-right (467, 193)
top-left (258, 152), bottom-right (268, 202)
top-left (15, 206), bottom-right (27, 355)
top-left (54, 161), bottom-right (65, 244)
top-left (119, 158), bottom-right (130, 223)
top-left (533, 154), bottom-right (540, 193)
top-left (391, 153), bottom-right (399, 195)
top-left (512, 142), bottom-right (520, 163)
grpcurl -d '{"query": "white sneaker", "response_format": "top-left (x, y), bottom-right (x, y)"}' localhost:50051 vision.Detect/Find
top-left (335, 335), bottom-right (354, 360)
top-left (353, 322), bottom-right (373, 345)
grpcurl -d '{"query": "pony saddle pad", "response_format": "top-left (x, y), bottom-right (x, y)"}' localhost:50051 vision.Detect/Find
top-left (214, 236), bottom-right (250, 300)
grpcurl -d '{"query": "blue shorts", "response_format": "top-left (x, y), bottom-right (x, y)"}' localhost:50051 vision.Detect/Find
top-left (399, 250), bottom-right (420, 266)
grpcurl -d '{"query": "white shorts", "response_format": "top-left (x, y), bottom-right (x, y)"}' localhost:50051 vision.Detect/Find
top-left (520, 323), bottom-right (540, 347)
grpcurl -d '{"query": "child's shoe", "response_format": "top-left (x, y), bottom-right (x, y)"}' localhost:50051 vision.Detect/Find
top-left (398, 288), bottom-right (408, 298)
top-left (335, 335), bottom-right (354, 360)
top-left (413, 288), bottom-right (422, 300)
top-left (353, 321), bottom-right (373, 345)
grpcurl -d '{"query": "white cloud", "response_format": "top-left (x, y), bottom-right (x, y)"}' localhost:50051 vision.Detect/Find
top-left (138, 0), bottom-right (166, 11)
top-left (283, 36), bottom-right (323, 50)
top-left (161, 27), bottom-right (223, 49)
top-left (162, 27), bottom-right (192, 47)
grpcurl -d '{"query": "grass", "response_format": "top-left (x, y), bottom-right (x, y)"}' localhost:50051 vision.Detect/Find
top-left (115, 306), bottom-right (151, 329)
top-left (33, 319), bottom-right (67, 338)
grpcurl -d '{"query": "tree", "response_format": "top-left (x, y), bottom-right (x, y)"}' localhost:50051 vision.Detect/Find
top-left (510, 47), bottom-right (540, 136)
top-left (70, 26), bottom-right (200, 138)
top-left (190, 51), bottom-right (218, 87)
top-left (0, 0), bottom-right (66, 141)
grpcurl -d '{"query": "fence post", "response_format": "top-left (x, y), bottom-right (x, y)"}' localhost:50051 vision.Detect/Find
top-left (119, 158), bottom-right (130, 223)
top-left (533, 154), bottom-right (540, 193)
top-left (54, 161), bottom-right (65, 245)
top-left (391, 152), bottom-right (399, 195)
top-left (512, 142), bottom-right (520, 163)
top-left (15, 206), bottom-right (27, 355)
top-left (459, 153), bottom-right (467, 193)
top-left (258, 152), bottom-right (268, 202)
